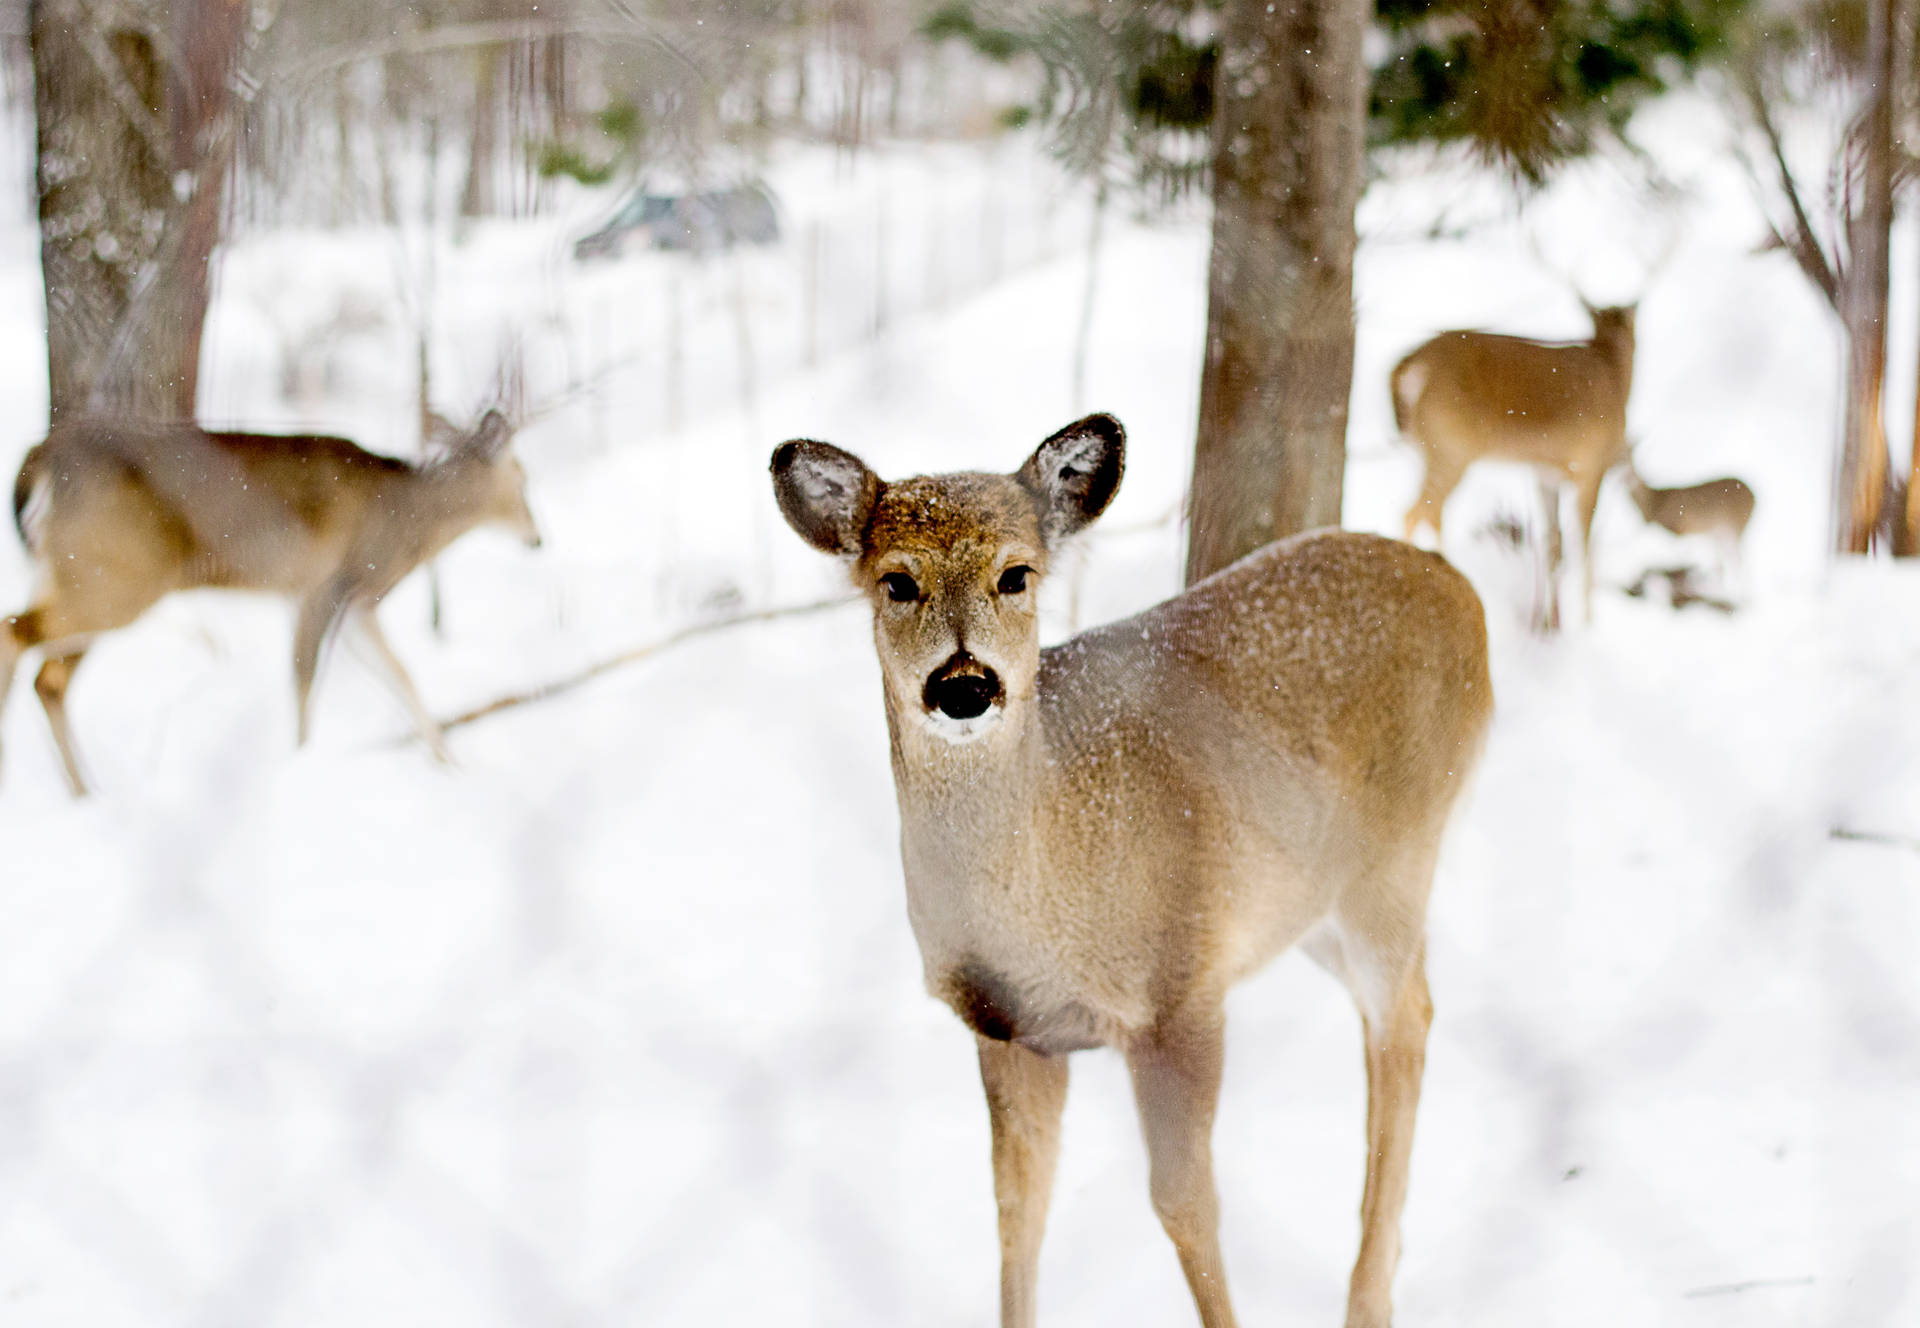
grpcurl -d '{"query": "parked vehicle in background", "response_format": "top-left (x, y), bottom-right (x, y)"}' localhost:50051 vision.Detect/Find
top-left (573, 183), bottom-right (781, 260)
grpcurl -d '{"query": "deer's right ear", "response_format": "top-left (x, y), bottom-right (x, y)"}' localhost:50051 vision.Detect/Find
top-left (771, 440), bottom-right (879, 557)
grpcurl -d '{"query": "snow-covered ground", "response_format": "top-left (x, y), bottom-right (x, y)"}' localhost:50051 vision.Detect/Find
top-left (0, 101), bottom-right (1916, 1327)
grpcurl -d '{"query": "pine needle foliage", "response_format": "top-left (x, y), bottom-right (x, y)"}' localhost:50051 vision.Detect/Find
top-left (927, 0), bottom-right (1749, 192)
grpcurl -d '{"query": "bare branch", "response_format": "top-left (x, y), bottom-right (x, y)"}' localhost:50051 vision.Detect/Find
top-left (1739, 67), bottom-right (1842, 310)
top-left (1830, 825), bottom-right (1920, 853)
top-left (415, 596), bottom-right (861, 738)
top-left (1682, 1276), bottom-right (1817, 1299)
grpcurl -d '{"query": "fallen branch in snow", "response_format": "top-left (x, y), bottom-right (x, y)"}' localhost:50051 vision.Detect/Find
top-left (423, 595), bottom-right (861, 737)
top-left (1830, 825), bottom-right (1920, 854)
top-left (1682, 1275), bottom-right (1816, 1299)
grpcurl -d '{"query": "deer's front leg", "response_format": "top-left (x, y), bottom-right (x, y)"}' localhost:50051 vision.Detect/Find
top-left (978, 1035), bottom-right (1069, 1328)
top-left (292, 581), bottom-right (353, 746)
top-left (351, 605), bottom-right (453, 763)
top-left (1126, 1017), bottom-right (1237, 1328)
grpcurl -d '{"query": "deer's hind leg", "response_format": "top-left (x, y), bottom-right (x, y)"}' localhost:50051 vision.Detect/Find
top-left (13, 579), bottom-right (170, 795)
top-left (1126, 1014), bottom-right (1238, 1328)
top-left (1308, 881), bottom-right (1437, 1328)
top-left (34, 646), bottom-right (93, 796)
top-left (1402, 448), bottom-right (1466, 548)
top-left (0, 606), bottom-right (39, 783)
top-left (1345, 951), bottom-right (1431, 1328)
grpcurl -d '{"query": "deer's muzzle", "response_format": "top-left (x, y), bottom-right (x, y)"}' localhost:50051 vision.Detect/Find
top-left (923, 652), bottom-right (1002, 721)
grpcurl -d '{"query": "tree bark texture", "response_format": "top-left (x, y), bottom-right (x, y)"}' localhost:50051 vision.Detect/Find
top-left (30, 0), bottom-right (248, 424)
top-left (1185, 0), bottom-right (1368, 586)
top-left (1836, 0), bottom-right (1895, 554)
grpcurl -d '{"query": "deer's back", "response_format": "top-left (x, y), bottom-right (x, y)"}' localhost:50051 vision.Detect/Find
top-left (1400, 329), bottom-right (1630, 462)
top-left (1035, 531), bottom-right (1491, 979)
top-left (23, 420), bottom-right (410, 595)
top-left (1643, 477), bottom-right (1756, 536)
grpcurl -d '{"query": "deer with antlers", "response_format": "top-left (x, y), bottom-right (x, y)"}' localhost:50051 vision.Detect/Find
top-left (771, 414), bottom-right (1492, 1328)
top-left (0, 409), bottom-right (539, 794)
top-left (1393, 299), bottom-right (1637, 622)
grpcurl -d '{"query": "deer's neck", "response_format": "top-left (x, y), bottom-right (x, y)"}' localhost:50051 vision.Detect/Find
top-left (1626, 474), bottom-right (1656, 520)
top-left (389, 464), bottom-right (488, 561)
top-left (883, 683), bottom-right (1052, 944)
top-left (1605, 335), bottom-right (1636, 399)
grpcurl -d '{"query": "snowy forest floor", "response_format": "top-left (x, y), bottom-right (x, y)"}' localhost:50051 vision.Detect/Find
top-left (0, 99), bottom-right (1916, 1326)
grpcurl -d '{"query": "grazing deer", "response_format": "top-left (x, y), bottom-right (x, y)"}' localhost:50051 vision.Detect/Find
top-left (0, 409), bottom-right (539, 794)
top-left (771, 414), bottom-right (1493, 1328)
top-left (1393, 300), bottom-right (1636, 621)
top-left (1620, 458), bottom-right (1755, 588)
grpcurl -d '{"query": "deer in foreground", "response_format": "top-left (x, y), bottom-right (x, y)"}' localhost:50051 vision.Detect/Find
top-left (0, 409), bottom-right (539, 795)
top-left (771, 414), bottom-right (1493, 1328)
top-left (1393, 300), bottom-right (1636, 622)
top-left (1620, 457), bottom-right (1755, 590)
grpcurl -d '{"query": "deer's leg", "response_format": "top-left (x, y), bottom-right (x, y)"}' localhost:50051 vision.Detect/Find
top-left (34, 647), bottom-right (92, 797)
top-left (1343, 952), bottom-right (1433, 1328)
top-left (1533, 476), bottom-right (1564, 636)
top-left (292, 581), bottom-right (355, 747)
top-left (350, 605), bottom-right (452, 763)
top-left (1126, 1017), bottom-right (1237, 1328)
top-left (1572, 470), bottom-right (1605, 624)
top-left (978, 1036), bottom-right (1069, 1328)
top-left (1720, 530), bottom-right (1744, 597)
top-left (1402, 451), bottom-right (1465, 547)
top-left (0, 608), bottom-right (37, 782)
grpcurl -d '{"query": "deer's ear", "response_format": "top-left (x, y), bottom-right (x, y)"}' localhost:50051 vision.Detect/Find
top-left (1018, 413), bottom-right (1124, 542)
top-left (424, 411), bottom-right (463, 455)
top-left (464, 408), bottom-right (514, 458)
top-left (771, 440), bottom-right (879, 557)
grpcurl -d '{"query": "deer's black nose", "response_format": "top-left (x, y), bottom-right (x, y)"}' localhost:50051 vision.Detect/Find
top-left (924, 655), bottom-right (1002, 720)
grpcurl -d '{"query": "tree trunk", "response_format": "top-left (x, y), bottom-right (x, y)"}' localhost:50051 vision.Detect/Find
top-left (1904, 223), bottom-right (1920, 557)
top-left (30, 0), bottom-right (248, 424)
top-left (460, 44), bottom-right (500, 221)
top-left (1836, 0), bottom-right (1895, 554)
top-left (1185, 0), bottom-right (1369, 586)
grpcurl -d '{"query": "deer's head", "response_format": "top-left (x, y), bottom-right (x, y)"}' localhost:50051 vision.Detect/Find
top-left (434, 407), bottom-right (541, 549)
top-left (772, 414), bottom-right (1124, 745)
top-left (1580, 299), bottom-right (1637, 357)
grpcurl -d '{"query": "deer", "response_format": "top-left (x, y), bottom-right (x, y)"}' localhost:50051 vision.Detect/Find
top-left (1619, 455), bottom-right (1756, 590)
top-left (1392, 299), bottom-right (1636, 622)
top-left (770, 413), bottom-right (1493, 1328)
top-left (0, 409), bottom-right (540, 795)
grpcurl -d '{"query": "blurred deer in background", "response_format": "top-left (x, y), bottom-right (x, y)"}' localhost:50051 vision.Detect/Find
top-left (1620, 454), bottom-right (1756, 590)
top-left (772, 414), bottom-right (1493, 1328)
top-left (0, 409), bottom-right (540, 795)
top-left (1393, 299), bottom-right (1636, 622)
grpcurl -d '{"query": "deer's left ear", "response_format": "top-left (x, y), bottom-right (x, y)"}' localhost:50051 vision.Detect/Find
top-left (465, 408), bottom-right (514, 458)
top-left (1018, 413), bottom-right (1125, 542)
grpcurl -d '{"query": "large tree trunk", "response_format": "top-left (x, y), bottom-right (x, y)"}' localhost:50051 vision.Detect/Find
top-left (30, 0), bottom-right (248, 424)
top-left (1185, 0), bottom-right (1369, 586)
top-left (1836, 0), bottom-right (1895, 554)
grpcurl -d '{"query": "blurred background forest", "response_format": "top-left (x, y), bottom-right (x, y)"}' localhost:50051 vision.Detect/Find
top-left (7, 0), bottom-right (1920, 559)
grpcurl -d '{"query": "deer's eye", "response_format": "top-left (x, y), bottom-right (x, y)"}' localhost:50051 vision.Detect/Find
top-left (880, 572), bottom-right (921, 603)
top-left (997, 565), bottom-right (1034, 595)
